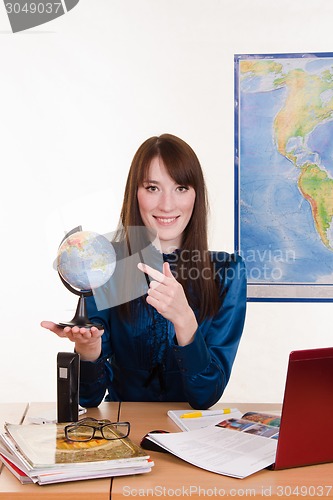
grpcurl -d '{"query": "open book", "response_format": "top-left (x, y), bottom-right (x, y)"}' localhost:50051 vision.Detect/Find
top-left (149, 410), bottom-right (281, 478)
top-left (0, 422), bottom-right (153, 485)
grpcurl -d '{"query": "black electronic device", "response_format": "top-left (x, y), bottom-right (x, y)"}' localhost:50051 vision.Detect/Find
top-left (140, 430), bottom-right (170, 453)
top-left (57, 352), bottom-right (80, 423)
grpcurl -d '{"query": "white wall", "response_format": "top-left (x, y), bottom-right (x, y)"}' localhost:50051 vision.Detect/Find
top-left (0, 0), bottom-right (332, 404)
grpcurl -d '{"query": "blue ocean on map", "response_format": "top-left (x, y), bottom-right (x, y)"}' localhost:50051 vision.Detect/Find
top-left (239, 88), bottom-right (333, 285)
top-left (305, 58), bottom-right (333, 73)
top-left (308, 121), bottom-right (333, 177)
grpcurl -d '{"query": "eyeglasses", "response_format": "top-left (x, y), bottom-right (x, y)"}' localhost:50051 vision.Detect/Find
top-left (64, 417), bottom-right (130, 442)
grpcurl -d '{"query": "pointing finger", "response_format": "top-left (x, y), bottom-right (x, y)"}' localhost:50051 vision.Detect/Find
top-left (137, 263), bottom-right (166, 283)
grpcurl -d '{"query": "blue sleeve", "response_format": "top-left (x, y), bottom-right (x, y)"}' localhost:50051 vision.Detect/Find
top-left (171, 254), bottom-right (247, 409)
top-left (78, 297), bottom-right (114, 408)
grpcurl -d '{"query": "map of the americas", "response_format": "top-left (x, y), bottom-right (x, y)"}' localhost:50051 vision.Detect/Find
top-left (238, 54), bottom-right (333, 290)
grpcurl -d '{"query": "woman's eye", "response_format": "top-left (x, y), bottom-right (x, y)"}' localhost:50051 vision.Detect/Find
top-left (177, 186), bottom-right (189, 192)
top-left (145, 185), bottom-right (158, 192)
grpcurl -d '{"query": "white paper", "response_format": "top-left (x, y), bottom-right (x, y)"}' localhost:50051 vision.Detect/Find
top-left (148, 425), bottom-right (277, 478)
top-left (26, 406), bottom-right (87, 424)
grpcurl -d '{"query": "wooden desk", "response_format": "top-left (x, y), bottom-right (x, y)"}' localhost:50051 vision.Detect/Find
top-left (0, 402), bottom-right (119, 500)
top-left (113, 402), bottom-right (333, 500)
top-left (1, 402), bottom-right (333, 499)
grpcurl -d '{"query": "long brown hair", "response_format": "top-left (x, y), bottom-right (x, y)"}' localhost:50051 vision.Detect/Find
top-left (116, 134), bottom-right (221, 321)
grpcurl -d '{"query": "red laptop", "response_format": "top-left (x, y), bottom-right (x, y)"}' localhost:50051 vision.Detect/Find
top-left (273, 346), bottom-right (333, 470)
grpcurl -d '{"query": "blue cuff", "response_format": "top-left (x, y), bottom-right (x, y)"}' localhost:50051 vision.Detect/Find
top-left (172, 328), bottom-right (210, 377)
top-left (80, 357), bottom-right (105, 383)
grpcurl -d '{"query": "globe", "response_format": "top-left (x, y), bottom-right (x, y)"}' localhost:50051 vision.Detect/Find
top-left (57, 230), bottom-right (116, 291)
top-left (56, 228), bottom-right (116, 329)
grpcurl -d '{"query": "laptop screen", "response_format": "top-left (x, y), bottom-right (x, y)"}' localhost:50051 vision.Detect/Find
top-left (274, 347), bottom-right (333, 470)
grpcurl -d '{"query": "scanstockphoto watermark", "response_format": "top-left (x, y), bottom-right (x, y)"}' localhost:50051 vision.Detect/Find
top-left (4, 0), bottom-right (80, 33)
top-left (122, 484), bottom-right (333, 497)
top-left (122, 485), bottom-right (258, 497)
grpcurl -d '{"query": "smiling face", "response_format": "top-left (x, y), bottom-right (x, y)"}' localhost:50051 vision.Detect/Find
top-left (137, 156), bottom-right (196, 253)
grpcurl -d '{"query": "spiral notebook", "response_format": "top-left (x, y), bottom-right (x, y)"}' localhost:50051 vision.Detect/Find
top-left (167, 408), bottom-right (242, 431)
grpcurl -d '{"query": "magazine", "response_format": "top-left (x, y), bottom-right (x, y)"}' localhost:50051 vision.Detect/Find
top-left (0, 421), bottom-right (153, 485)
top-left (168, 408), bottom-right (280, 434)
top-left (148, 410), bottom-right (281, 478)
top-left (217, 411), bottom-right (280, 439)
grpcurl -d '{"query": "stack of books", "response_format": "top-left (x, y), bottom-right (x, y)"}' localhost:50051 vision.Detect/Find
top-left (0, 421), bottom-right (153, 485)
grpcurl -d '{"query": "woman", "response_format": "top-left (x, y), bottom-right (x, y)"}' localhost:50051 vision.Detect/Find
top-left (42, 134), bottom-right (246, 409)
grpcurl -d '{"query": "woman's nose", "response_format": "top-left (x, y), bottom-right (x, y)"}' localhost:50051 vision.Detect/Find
top-left (158, 192), bottom-right (174, 212)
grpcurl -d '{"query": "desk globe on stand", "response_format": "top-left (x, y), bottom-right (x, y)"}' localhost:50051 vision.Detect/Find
top-left (56, 227), bottom-right (116, 330)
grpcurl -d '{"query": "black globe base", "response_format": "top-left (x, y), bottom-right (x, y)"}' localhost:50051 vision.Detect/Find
top-left (57, 320), bottom-right (104, 330)
top-left (57, 295), bottom-right (104, 331)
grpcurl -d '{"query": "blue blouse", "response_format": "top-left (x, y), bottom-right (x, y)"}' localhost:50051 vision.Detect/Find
top-left (80, 251), bottom-right (247, 410)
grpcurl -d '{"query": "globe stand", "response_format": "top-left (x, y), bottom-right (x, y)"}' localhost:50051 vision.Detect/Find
top-left (57, 273), bottom-right (104, 330)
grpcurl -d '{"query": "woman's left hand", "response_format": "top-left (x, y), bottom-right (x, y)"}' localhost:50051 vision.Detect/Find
top-left (137, 262), bottom-right (198, 345)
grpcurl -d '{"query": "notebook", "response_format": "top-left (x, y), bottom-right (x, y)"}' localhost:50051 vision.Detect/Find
top-left (272, 346), bottom-right (333, 470)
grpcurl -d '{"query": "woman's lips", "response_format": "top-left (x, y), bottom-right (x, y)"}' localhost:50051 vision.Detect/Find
top-left (153, 216), bottom-right (179, 225)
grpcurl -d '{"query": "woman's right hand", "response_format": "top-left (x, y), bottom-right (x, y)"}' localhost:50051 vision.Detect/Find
top-left (40, 321), bottom-right (103, 362)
